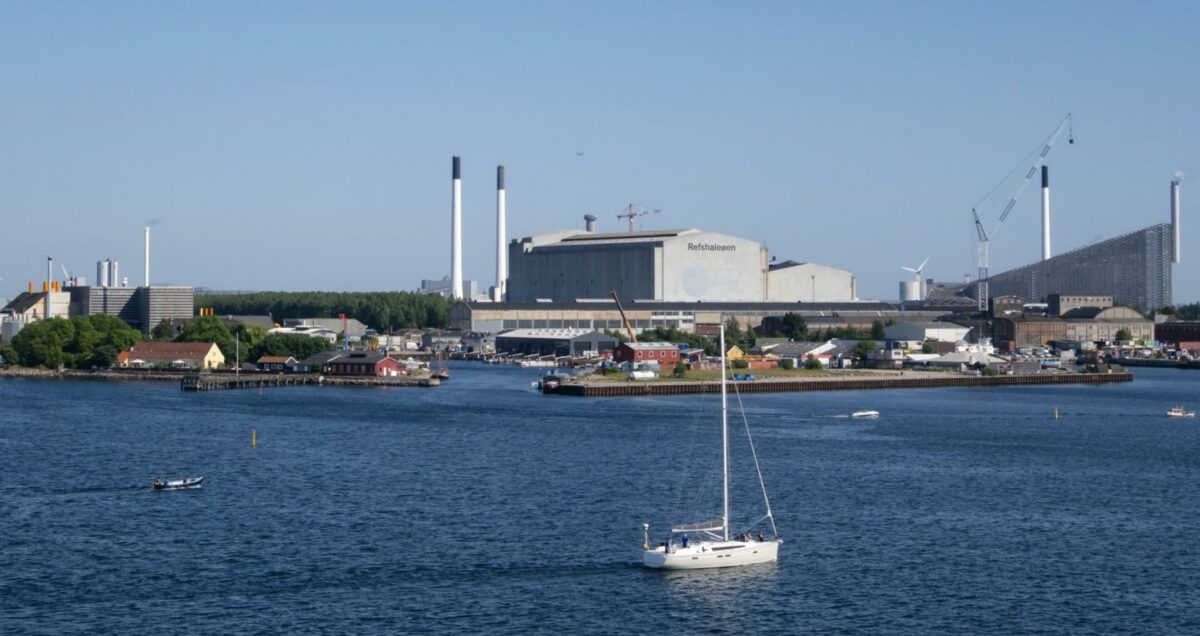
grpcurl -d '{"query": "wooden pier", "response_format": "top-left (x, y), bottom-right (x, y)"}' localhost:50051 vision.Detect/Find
top-left (556, 371), bottom-right (1133, 397)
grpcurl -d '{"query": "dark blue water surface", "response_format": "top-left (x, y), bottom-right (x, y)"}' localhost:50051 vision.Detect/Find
top-left (2, 365), bottom-right (1199, 634)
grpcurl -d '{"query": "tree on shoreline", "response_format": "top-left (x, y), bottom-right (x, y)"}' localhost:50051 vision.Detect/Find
top-left (194, 291), bottom-right (450, 331)
top-left (6, 316), bottom-right (141, 369)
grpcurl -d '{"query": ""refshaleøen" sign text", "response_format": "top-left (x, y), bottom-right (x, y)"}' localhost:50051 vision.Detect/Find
top-left (687, 243), bottom-right (736, 252)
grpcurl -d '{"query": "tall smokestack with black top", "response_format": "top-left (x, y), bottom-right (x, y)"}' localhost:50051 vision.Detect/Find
top-left (495, 165), bottom-right (507, 302)
top-left (1172, 178), bottom-right (1182, 264)
top-left (451, 156), bottom-right (463, 300)
top-left (45, 257), bottom-right (52, 319)
top-left (1041, 165), bottom-right (1051, 260)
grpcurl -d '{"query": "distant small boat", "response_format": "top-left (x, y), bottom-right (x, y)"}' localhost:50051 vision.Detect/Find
top-left (432, 368), bottom-right (450, 381)
top-left (1165, 406), bottom-right (1195, 418)
top-left (537, 373), bottom-right (562, 393)
top-left (153, 476), bottom-right (203, 490)
top-left (851, 410), bottom-right (880, 419)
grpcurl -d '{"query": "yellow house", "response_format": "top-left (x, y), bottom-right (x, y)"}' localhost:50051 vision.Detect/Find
top-left (725, 345), bottom-right (745, 361)
top-left (117, 342), bottom-right (226, 370)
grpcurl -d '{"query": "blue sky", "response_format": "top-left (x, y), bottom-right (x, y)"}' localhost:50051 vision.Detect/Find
top-left (1, 1), bottom-right (1197, 302)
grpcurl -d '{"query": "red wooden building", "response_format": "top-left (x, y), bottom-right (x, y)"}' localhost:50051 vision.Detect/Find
top-left (324, 351), bottom-right (403, 376)
top-left (613, 342), bottom-right (681, 365)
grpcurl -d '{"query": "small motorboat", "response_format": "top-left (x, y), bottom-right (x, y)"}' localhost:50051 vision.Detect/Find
top-left (153, 476), bottom-right (204, 490)
top-left (851, 410), bottom-right (880, 419)
top-left (1165, 406), bottom-right (1195, 418)
top-left (537, 373), bottom-right (562, 393)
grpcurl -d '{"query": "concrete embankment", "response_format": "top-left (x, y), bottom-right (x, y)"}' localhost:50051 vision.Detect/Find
top-left (556, 372), bottom-right (1133, 397)
top-left (0, 368), bottom-right (186, 382)
top-left (0, 367), bottom-right (439, 390)
top-left (1115, 358), bottom-right (1200, 370)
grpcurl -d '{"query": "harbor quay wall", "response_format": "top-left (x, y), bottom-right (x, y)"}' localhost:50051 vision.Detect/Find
top-left (557, 372), bottom-right (1133, 397)
top-left (0, 367), bottom-right (439, 390)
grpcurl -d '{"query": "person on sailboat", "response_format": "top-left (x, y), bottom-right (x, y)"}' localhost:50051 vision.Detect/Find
top-left (757, 532), bottom-right (765, 542)
top-left (681, 534), bottom-right (689, 548)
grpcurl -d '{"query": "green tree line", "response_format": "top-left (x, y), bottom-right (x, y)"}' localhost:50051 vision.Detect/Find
top-left (171, 315), bottom-right (334, 364)
top-left (194, 292), bottom-right (451, 331)
top-left (1, 316), bottom-right (141, 369)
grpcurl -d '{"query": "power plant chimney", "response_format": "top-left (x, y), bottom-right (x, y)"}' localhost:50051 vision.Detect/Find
top-left (144, 225), bottom-right (151, 287)
top-left (495, 165), bottom-right (507, 302)
top-left (1172, 178), bottom-right (1182, 263)
top-left (584, 214), bottom-right (597, 232)
top-left (450, 156), bottom-right (463, 300)
top-left (97, 259), bottom-right (110, 288)
top-left (1041, 165), bottom-right (1051, 260)
top-left (45, 257), bottom-right (52, 319)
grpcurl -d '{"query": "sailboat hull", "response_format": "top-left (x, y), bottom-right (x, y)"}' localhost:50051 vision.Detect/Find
top-left (643, 539), bottom-right (780, 570)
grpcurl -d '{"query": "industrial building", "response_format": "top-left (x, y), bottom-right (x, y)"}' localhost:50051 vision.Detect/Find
top-left (68, 285), bottom-right (194, 333)
top-left (450, 300), bottom-right (935, 336)
top-left (493, 328), bottom-right (617, 357)
top-left (1155, 321), bottom-right (1200, 350)
top-left (989, 295), bottom-right (1153, 349)
top-left (0, 284), bottom-right (195, 338)
top-left (976, 223), bottom-right (1174, 312)
top-left (505, 227), bottom-right (857, 303)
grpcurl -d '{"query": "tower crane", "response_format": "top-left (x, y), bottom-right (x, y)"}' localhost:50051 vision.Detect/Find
top-left (616, 204), bottom-right (661, 232)
top-left (972, 114), bottom-right (1074, 312)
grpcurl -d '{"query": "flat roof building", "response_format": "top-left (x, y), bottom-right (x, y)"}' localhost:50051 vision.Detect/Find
top-left (506, 227), bottom-right (857, 304)
top-left (494, 328), bottom-right (618, 357)
top-left (976, 224), bottom-right (1173, 312)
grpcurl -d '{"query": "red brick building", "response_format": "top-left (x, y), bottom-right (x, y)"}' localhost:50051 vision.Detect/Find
top-left (324, 351), bottom-right (402, 376)
top-left (614, 342), bottom-right (681, 365)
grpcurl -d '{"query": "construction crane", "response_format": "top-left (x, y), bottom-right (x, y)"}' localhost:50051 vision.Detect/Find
top-left (616, 204), bottom-right (661, 232)
top-left (609, 290), bottom-right (637, 342)
top-left (972, 114), bottom-right (1074, 312)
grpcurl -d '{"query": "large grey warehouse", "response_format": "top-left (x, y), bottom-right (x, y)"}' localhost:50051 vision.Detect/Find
top-left (505, 227), bottom-right (856, 303)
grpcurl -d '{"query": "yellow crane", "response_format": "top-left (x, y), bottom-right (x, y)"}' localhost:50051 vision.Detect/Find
top-left (610, 290), bottom-right (637, 343)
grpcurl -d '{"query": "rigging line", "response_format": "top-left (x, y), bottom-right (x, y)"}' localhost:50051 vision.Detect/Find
top-left (730, 378), bottom-right (779, 539)
top-left (970, 116), bottom-right (1068, 214)
top-left (669, 399), bottom-right (710, 519)
top-left (732, 513), bottom-right (772, 537)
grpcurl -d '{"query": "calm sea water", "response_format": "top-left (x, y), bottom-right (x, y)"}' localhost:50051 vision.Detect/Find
top-left (2, 366), bottom-right (1198, 634)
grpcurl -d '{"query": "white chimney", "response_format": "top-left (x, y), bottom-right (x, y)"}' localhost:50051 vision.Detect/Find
top-left (451, 156), bottom-right (463, 300)
top-left (1172, 179), bottom-right (1181, 264)
top-left (495, 165), bottom-right (507, 302)
top-left (1041, 165), bottom-right (1051, 260)
top-left (584, 214), bottom-right (597, 232)
top-left (144, 225), bottom-right (151, 287)
top-left (97, 259), bottom-right (110, 288)
top-left (45, 256), bottom-right (52, 319)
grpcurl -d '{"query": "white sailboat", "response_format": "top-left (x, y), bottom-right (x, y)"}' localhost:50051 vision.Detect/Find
top-left (643, 326), bottom-right (781, 570)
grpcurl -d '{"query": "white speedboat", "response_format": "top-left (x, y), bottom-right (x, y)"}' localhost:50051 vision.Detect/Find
top-left (851, 410), bottom-right (880, 418)
top-left (152, 476), bottom-right (203, 490)
top-left (1166, 406), bottom-right (1195, 418)
top-left (643, 325), bottom-right (781, 570)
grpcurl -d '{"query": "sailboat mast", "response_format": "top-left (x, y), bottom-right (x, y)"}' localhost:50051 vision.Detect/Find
top-left (720, 325), bottom-right (730, 542)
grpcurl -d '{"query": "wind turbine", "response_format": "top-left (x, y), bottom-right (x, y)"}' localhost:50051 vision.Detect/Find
top-left (901, 256), bottom-right (930, 300)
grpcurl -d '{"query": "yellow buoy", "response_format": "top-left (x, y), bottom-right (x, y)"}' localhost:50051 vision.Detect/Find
top-left (251, 429), bottom-right (257, 448)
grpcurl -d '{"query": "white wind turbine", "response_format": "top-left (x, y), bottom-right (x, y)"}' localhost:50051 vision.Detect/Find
top-left (901, 256), bottom-right (930, 300)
